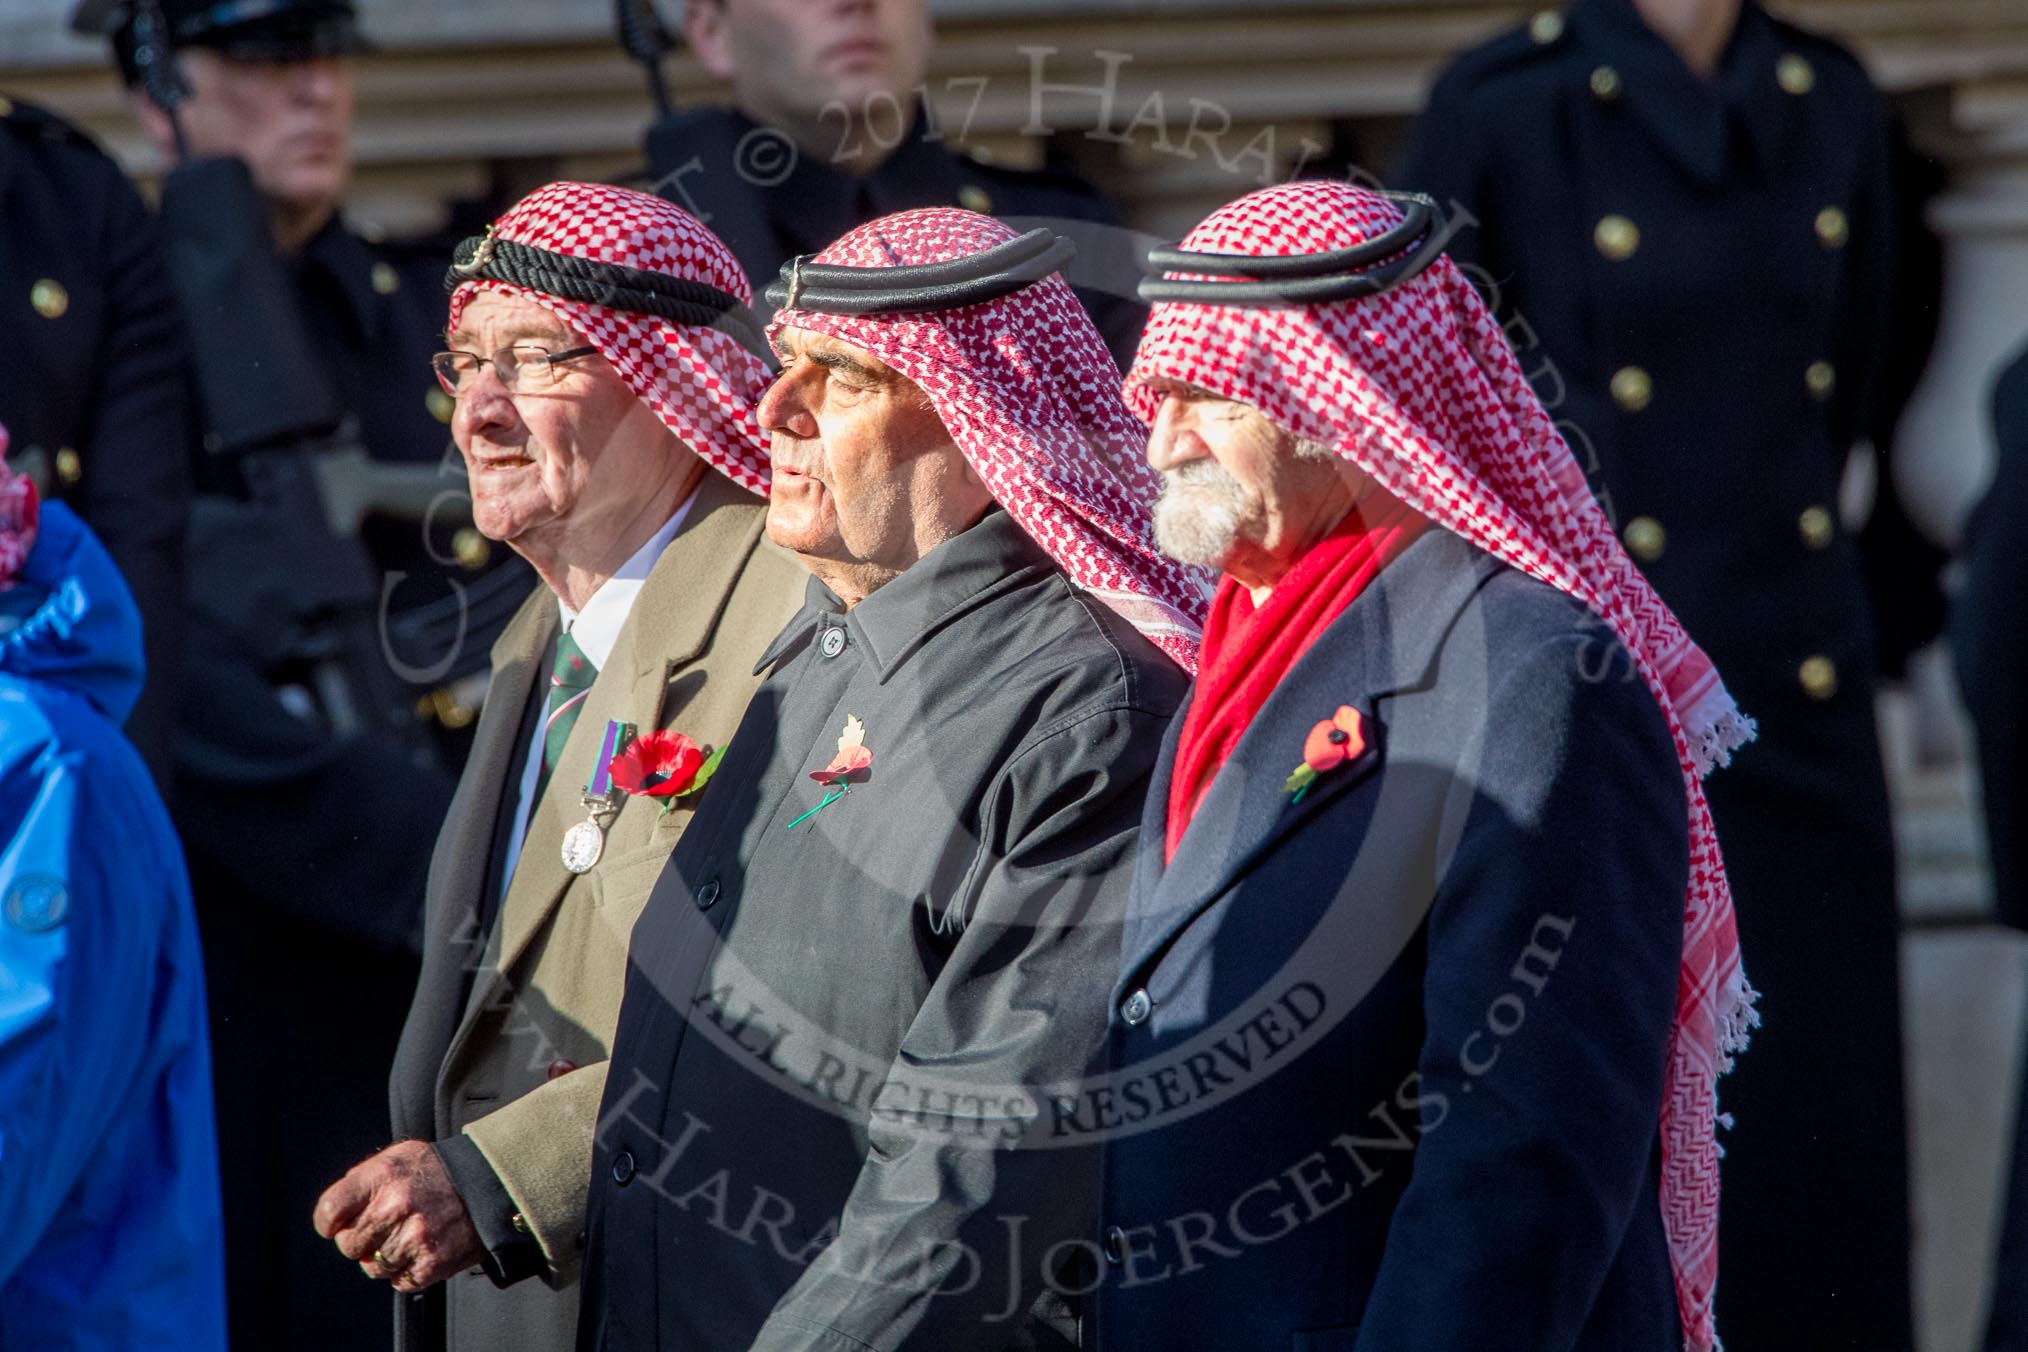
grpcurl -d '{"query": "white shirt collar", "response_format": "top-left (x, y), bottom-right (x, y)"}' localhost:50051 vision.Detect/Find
top-left (557, 481), bottom-right (700, 669)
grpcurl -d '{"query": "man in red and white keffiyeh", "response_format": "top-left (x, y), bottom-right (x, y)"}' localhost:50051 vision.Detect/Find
top-left (566, 208), bottom-right (1194, 1351)
top-left (1091, 181), bottom-right (1755, 1352)
top-left (313, 182), bottom-right (812, 1352)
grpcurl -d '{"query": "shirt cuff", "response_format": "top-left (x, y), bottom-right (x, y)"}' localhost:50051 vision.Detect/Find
top-left (434, 1133), bottom-right (545, 1288)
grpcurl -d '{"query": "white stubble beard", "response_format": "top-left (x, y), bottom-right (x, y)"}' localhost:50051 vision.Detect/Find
top-left (1152, 459), bottom-right (1249, 568)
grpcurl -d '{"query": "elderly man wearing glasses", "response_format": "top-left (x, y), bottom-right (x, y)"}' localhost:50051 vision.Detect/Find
top-left (311, 182), bottom-right (807, 1352)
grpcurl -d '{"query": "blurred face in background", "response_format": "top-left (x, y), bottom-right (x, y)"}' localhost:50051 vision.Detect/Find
top-left (136, 49), bottom-right (354, 239)
top-left (686, 0), bottom-right (934, 159)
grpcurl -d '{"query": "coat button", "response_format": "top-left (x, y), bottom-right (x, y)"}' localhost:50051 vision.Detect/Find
top-left (1121, 989), bottom-right (1152, 1027)
top-left (1623, 515), bottom-right (1665, 562)
top-left (54, 447), bottom-right (82, 487)
top-left (29, 279), bottom-right (68, 319)
top-left (1610, 366), bottom-right (1653, 413)
top-left (452, 527), bottom-right (491, 570)
top-left (1529, 9), bottom-right (1564, 43)
top-left (819, 626), bottom-right (847, 658)
top-left (695, 877), bottom-right (721, 910)
top-left (1589, 65), bottom-right (1621, 100)
top-left (1103, 1225), bottom-right (1128, 1265)
top-left (1777, 53), bottom-right (1815, 95)
top-left (510, 1211), bottom-right (531, 1234)
top-left (546, 1058), bottom-right (579, 1081)
top-left (611, 1150), bottom-right (637, 1185)
top-left (1798, 655), bottom-right (1838, 701)
top-left (957, 184), bottom-right (994, 214)
top-left (426, 387), bottom-right (456, 424)
top-left (1593, 214), bottom-right (1639, 261)
top-left (371, 261), bottom-right (401, 295)
top-left (1805, 361), bottom-right (1836, 401)
top-left (1798, 505), bottom-right (1835, 550)
top-left (1814, 206), bottom-right (1849, 248)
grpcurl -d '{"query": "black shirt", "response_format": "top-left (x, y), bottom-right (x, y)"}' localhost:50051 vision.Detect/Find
top-left (580, 510), bottom-right (1187, 1351)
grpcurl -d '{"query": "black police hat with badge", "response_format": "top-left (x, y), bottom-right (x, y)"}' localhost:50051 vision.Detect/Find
top-left (71, 0), bottom-right (368, 85)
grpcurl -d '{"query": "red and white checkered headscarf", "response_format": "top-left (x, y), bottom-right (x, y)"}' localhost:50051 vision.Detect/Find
top-left (447, 181), bottom-right (773, 495)
top-left (0, 425), bottom-right (38, 588)
top-left (768, 208), bottom-right (1209, 672)
top-left (1131, 180), bottom-right (1756, 1352)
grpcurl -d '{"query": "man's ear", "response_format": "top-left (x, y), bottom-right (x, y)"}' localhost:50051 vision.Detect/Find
top-left (129, 89), bottom-right (179, 164)
top-left (683, 0), bottom-right (738, 83)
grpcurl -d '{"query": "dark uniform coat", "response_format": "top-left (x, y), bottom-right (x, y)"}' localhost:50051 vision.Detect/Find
top-left (1396, 4), bottom-right (1914, 1342)
top-left (578, 511), bottom-right (1187, 1351)
top-left (1956, 341), bottom-right (2028, 930)
top-left (646, 105), bottom-right (1146, 364)
top-left (172, 208), bottom-right (500, 1352)
top-left (1955, 342), bottom-right (2028, 1351)
top-left (0, 96), bottom-right (189, 779)
top-left (1092, 529), bottom-right (1686, 1352)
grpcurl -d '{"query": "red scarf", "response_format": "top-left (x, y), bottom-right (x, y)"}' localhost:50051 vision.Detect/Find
top-left (1165, 490), bottom-right (1430, 861)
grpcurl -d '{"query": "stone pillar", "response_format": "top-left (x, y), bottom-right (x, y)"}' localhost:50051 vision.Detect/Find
top-left (1894, 84), bottom-right (2028, 546)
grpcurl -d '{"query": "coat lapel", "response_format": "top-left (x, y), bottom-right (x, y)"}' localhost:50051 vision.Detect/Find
top-left (391, 580), bottom-right (549, 1138)
top-left (432, 587), bottom-right (553, 986)
top-left (453, 473), bottom-right (770, 1035)
top-left (1120, 532), bottom-right (1501, 984)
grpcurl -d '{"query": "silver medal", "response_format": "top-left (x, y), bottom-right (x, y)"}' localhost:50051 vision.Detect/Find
top-left (561, 817), bottom-right (606, 874)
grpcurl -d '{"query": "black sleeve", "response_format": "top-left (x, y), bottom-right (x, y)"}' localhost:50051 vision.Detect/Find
top-left (76, 158), bottom-right (191, 782)
top-left (1849, 98), bottom-right (1948, 677)
top-left (1392, 64), bottom-right (1501, 284)
top-left (434, 1133), bottom-right (547, 1287)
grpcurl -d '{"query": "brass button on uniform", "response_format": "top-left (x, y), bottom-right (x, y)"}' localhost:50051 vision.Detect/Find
top-left (1798, 655), bottom-right (1838, 701)
top-left (1814, 206), bottom-right (1849, 248)
top-left (426, 387), bottom-right (456, 424)
top-left (1594, 214), bottom-right (1639, 261)
top-left (1530, 9), bottom-right (1565, 43)
top-left (1777, 53), bottom-right (1815, 95)
top-left (29, 279), bottom-right (68, 319)
top-left (1610, 365), bottom-right (1653, 412)
top-left (957, 184), bottom-right (993, 214)
top-left (1798, 505), bottom-right (1835, 550)
top-left (370, 261), bottom-right (400, 295)
top-left (1624, 515), bottom-right (1666, 562)
top-left (1589, 65), bottom-right (1622, 100)
top-left (510, 1212), bottom-right (530, 1234)
top-left (451, 527), bottom-right (491, 571)
top-left (1805, 360), bottom-right (1836, 400)
top-left (54, 447), bottom-right (81, 487)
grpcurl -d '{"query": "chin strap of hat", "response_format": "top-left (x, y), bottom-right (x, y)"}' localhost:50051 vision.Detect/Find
top-left (130, 0), bottom-right (192, 158)
top-left (614, 0), bottom-right (678, 120)
top-left (1138, 192), bottom-right (1451, 307)
top-left (763, 227), bottom-right (1078, 316)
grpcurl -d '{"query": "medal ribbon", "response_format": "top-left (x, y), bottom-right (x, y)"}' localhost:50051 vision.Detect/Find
top-left (586, 720), bottom-right (633, 799)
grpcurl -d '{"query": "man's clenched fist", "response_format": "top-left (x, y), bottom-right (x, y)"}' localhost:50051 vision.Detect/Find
top-left (313, 1140), bottom-right (484, 1293)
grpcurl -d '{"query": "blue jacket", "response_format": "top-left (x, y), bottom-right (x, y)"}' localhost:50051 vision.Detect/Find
top-left (0, 503), bottom-right (225, 1351)
top-left (1091, 529), bottom-right (1687, 1352)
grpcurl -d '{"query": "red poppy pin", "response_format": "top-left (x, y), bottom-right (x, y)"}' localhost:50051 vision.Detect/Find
top-left (1283, 705), bottom-right (1369, 803)
top-left (789, 715), bottom-right (872, 829)
top-left (609, 730), bottom-right (725, 815)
